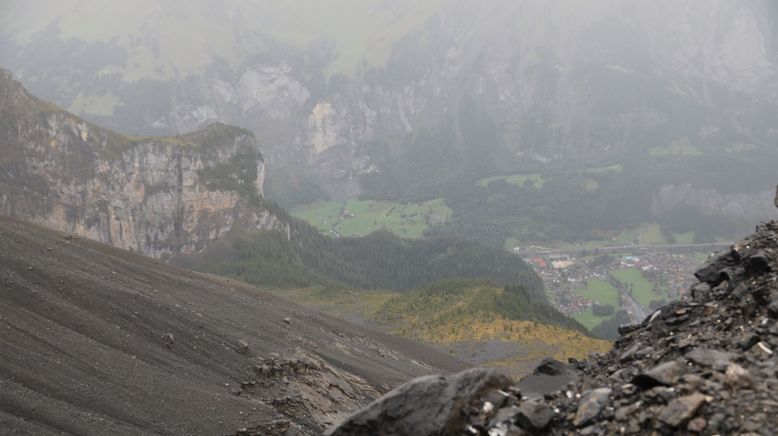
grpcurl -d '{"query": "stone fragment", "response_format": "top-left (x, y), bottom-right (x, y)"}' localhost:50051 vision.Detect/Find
top-left (631, 361), bottom-right (685, 389)
top-left (724, 363), bottom-right (752, 389)
top-left (744, 250), bottom-right (771, 273)
top-left (686, 417), bottom-right (706, 432)
top-left (532, 358), bottom-right (571, 376)
top-left (645, 386), bottom-right (676, 403)
top-left (614, 401), bottom-right (642, 422)
top-left (162, 332), bottom-right (175, 348)
top-left (236, 339), bottom-right (249, 354)
top-left (768, 301), bottom-right (778, 319)
top-left (738, 334), bottom-right (761, 350)
top-left (658, 393), bottom-right (707, 428)
top-left (617, 324), bottom-right (641, 335)
top-left (515, 401), bottom-right (554, 431)
top-left (489, 406), bottom-right (519, 427)
top-left (690, 283), bottom-right (710, 301)
top-left (685, 348), bottom-right (735, 371)
top-left (573, 388), bottom-right (611, 427)
top-left (282, 317), bottom-right (292, 324)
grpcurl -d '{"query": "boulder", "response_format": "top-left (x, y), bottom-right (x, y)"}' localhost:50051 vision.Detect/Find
top-left (326, 368), bottom-right (512, 436)
top-left (573, 388), bottom-right (611, 427)
top-left (658, 393), bottom-right (707, 428)
top-left (516, 400), bottom-right (554, 431)
top-left (631, 361), bottom-right (686, 389)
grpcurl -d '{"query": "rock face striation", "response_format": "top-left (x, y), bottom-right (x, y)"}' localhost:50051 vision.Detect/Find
top-left (329, 206), bottom-right (778, 434)
top-left (0, 68), bottom-right (285, 259)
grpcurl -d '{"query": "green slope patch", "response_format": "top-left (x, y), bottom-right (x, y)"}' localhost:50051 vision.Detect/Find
top-left (291, 199), bottom-right (451, 238)
top-left (477, 173), bottom-right (548, 189)
top-left (573, 307), bottom-right (613, 331)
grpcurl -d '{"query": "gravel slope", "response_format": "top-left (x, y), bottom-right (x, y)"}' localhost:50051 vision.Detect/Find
top-left (0, 215), bottom-right (466, 435)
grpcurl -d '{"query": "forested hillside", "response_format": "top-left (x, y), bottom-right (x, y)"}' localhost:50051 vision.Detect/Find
top-left (179, 217), bottom-right (545, 301)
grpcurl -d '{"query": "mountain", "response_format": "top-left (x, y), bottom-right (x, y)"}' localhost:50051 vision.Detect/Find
top-left (0, 214), bottom-right (467, 435)
top-left (328, 201), bottom-right (778, 435)
top-left (2, 0), bottom-right (777, 245)
top-left (0, 67), bottom-right (285, 259)
top-left (0, 66), bottom-right (548, 299)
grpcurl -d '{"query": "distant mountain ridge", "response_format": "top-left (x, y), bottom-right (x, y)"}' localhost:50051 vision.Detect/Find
top-left (2, 0), bottom-right (776, 243)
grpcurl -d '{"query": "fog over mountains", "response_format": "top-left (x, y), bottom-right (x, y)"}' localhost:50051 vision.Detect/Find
top-left (2, 0), bottom-right (776, 247)
top-left (3, 2), bottom-right (778, 434)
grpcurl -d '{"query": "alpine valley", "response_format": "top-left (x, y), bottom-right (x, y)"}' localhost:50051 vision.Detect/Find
top-left (2, 2), bottom-right (778, 434)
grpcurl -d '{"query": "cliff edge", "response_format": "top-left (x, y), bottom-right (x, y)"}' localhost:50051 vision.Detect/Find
top-left (0, 67), bottom-right (284, 259)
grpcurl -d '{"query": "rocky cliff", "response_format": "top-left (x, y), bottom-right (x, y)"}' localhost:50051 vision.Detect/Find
top-left (0, 68), bottom-right (284, 259)
top-left (328, 199), bottom-right (778, 434)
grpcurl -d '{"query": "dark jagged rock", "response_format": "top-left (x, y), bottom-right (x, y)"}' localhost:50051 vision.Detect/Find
top-left (516, 401), bottom-right (554, 431)
top-left (573, 388), bottom-right (612, 427)
top-left (658, 393), bottom-right (708, 428)
top-left (631, 361), bottom-right (686, 389)
top-left (326, 369), bottom-right (512, 436)
top-left (685, 348), bottom-right (736, 371)
top-left (532, 357), bottom-right (572, 377)
top-left (517, 358), bottom-right (578, 397)
top-left (330, 218), bottom-right (778, 435)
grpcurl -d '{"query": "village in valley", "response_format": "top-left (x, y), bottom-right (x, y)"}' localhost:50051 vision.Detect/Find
top-left (516, 244), bottom-right (727, 336)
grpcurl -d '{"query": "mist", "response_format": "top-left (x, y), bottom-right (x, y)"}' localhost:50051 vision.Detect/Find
top-left (2, 2), bottom-right (778, 433)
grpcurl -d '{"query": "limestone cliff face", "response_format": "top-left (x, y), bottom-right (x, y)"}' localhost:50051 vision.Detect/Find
top-left (0, 68), bottom-right (285, 259)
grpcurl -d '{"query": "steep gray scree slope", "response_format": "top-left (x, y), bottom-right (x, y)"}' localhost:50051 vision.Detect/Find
top-left (0, 215), bottom-right (466, 435)
top-left (329, 195), bottom-right (778, 435)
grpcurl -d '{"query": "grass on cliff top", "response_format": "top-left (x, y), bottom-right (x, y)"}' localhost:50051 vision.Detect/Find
top-left (98, 122), bottom-right (255, 161)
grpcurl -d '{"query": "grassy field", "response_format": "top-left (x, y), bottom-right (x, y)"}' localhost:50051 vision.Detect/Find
top-left (290, 198), bottom-right (451, 238)
top-left (672, 231), bottom-right (695, 244)
top-left (579, 278), bottom-right (619, 307)
top-left (477, 173), bottom-right (549, 189)
top-left (582, 179), bottom-right (600, 192)
top-left (611, 268), bottom-right (661, 307)
top-left (585, 163), bottom-right (623, 175)
top-left (573, 307), bottom-right (612, 331)
top-left (649, 141), bottom-right (702, 156)
top-left (571, 278), bottom-right (620, 330)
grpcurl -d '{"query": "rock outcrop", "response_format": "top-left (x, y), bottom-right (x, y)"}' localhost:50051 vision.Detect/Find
top-left (327, 369), bottom-right (513, 436)
top-left (329, 214), bottom-right (778, 434)
top-left (0, 68), bottom-right (285, 258)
